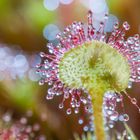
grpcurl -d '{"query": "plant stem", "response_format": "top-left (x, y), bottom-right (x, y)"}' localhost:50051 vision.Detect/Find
top-left (90, 90), bottom-right (106, 140)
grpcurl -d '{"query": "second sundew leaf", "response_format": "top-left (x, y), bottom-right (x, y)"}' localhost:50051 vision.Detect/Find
top-left (124, 123), bottom-right (138, 140)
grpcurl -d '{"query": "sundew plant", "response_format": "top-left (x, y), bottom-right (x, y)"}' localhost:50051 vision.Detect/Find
top-left (0, 111), bottom-right (43, 140)
top-left (37, 11), bottom-right (140, 140)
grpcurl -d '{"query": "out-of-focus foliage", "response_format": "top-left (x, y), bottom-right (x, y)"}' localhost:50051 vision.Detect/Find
top-left (0, 0), bottom-right (56, 31)
top-left (23, 0), bottom-right (56, 31)
top-left (0, 0), bottom-right (56, 51)
top-left (2, 79), bottom-right (38, 110)
top-left (107, 0), bottom-right (140, 34)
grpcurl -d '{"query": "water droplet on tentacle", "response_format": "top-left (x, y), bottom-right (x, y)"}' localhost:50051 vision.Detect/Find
top-left (66, 108), bottom-right (72, 115)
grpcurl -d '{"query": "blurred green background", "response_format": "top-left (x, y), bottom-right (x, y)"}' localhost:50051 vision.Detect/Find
top-left (0, 0), bottom-right (140, 139)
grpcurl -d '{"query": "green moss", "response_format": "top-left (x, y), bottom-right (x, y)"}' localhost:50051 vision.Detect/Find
top-left (59, 41), bottom-right (130, 93)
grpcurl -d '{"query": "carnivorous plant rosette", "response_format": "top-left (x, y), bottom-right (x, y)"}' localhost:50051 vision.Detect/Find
top-left (37, 11), bottom-right (140, 140)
